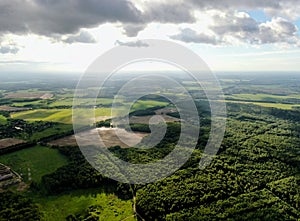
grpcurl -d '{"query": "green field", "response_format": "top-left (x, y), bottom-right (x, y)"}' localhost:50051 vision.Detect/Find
top-left (226, 93), bottom-right (300, 102)
top-left (224, 100), bottom-right (300, 110)
top-left (223, 93), bottom-right (300, 110)
top-left (29, 124), bottom-right (73, 141)
top-left (11, 100), bottom-right (48, 107)
top-left (34, 189), bottom-right (136, 221)
top-left (0, 115), bottom-right (7, 125)
top-left (0, 145), bottom-right (68, 183)
top-left (11, 109), bottom-right (73, 124)
top-left (11, 99), bottom-right (169, 124)
top-left (49, 98), bottom-right (114, 107)
top-left (131, 100), bottom-right (169, 110)
top-left (11, 108), bottom-right (113, 124)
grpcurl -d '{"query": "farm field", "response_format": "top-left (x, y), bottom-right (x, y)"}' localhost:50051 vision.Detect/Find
top-left (48, 128), bottom-right (148, 148)
top-left (11, 99), bottom-right (49, 107)
top-left (0, 138), bottom-right (26, 149)
top-left (0, 145), bottom-right (68, 183)
top-left (11, 100), bottom-right (169, 124)
top-left (11, 108), bottom-right (113, 124)
top-left (4, 92), bottom-right (53, 99)
top-left (49, 97), bottom-right (114, 107)
top-left (28, 124), bottom-right (73, 141)
top-left (224, 100), bottom-right (300, 110)
top-left (226, 93), bottom-right (300, 102)
top-left (131, 100), bottom-right (169, 110)
top-left (0, 106), bottom-right (31, 111)
top-left (34, 188), bottom-right (135, 221)
top-left (0, 115), bottom-right (7, 125)
top-left (11, 109), bottom-right (74, 124)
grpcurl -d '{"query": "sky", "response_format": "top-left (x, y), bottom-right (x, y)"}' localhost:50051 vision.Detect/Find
top-left (0, 0), bottom-right (300, 74)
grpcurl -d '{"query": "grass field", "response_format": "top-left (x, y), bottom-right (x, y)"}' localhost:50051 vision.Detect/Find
top-left (34, 188), bottom-right (136, 221)
top-left (11, 100), bottom-right (48, 107)
top-left (226, 93), bottom-right (300, 102)
top-left (250, 102), bottom-right (300, 110)
top-left (12, 109), bottom-right (109, 124)
top-left (11, 108), bottom-right (112, 124)
top-left (131, 100), bottom-right (169, 110)
top-left (11, 109), bottom-right (73, 124)
top-left (11, 99), bottom-right (169, 124)
top-left (223, 93), bottom-right (300, 110)
top-left (50, 98), bottom-right (113, 107)
top-left (4, 92), bottom-right (46, 99)
top-left (29, 124), bottom-right (73, 141)
top-left (0, 145), bottom-right (68, 183)
top-left (225, 100), bottom-right (300, 110)
top-left (0, 115), bottom-right (7, 125)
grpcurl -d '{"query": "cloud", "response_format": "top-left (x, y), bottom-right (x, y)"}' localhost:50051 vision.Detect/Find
top-left (0, 44), bottom-right (19, 54)
top-left (0, 0), bottom-right (143, 36)
top-left (211, 12), bottom-right (259, 35)
top-left (258, 18), bottom-right (299, 44)
top-left (0, 0), bottom-right (299, 46)
top-left (61, 31), bottom-right (96, 44)
top-left (169, 13), bottom-right (299, 46)
top-left (171, 28), bottom-right (218, 45)
top-left (143, 2), bottom-right (195, 23)
top-left (187, 0), bottom-right (281, 11)
top-left (115, 40), bottom-right (149, 47)
top-left (209, 12), bottom-right (299, 45)
top-left (122, 24), bottom-right (147, 37)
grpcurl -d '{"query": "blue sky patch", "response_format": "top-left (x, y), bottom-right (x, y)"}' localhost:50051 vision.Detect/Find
top-left (245, 10), bottom-right (269, 23)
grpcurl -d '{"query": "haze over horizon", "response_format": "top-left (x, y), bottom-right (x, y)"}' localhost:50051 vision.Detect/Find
top-left (0, 0), bottom-right (300, 73)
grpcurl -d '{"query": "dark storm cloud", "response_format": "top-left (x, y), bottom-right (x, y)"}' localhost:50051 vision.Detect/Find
top-left (143, 2), bottom-right (195, 23)
top-left (0, 0), bottom-right (193, 38)
top-left (0, 0), bottom-right (143, 36)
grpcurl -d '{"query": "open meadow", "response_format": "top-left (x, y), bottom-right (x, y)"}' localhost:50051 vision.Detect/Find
top-left (34, 188), bottom-right (136, 221)
top-left (0, 145), bottom-right (68, 183)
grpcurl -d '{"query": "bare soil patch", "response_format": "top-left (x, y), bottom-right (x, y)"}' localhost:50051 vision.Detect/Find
top-left (0, 106), bottom-right (31, 111)
top-left (4, 92), bottom-right (53, 99)
top-left (48, 128), bottom-right (148, 148)
top-left (0, 138), bottom-right (26, 149)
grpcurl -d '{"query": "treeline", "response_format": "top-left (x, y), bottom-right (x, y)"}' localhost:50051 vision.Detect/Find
top-left (0, 97), bottom-right (41, 106)
top-left (39, 146), bottom-right (116, 194)
top-left (129, 105), bottom-right (165, 117)
top-left (0, 142), bottom-right (35, 155)
top-left (0, 191), bottom-right (42, 221)
top-left (0, 119), bottom-right (56, 139)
